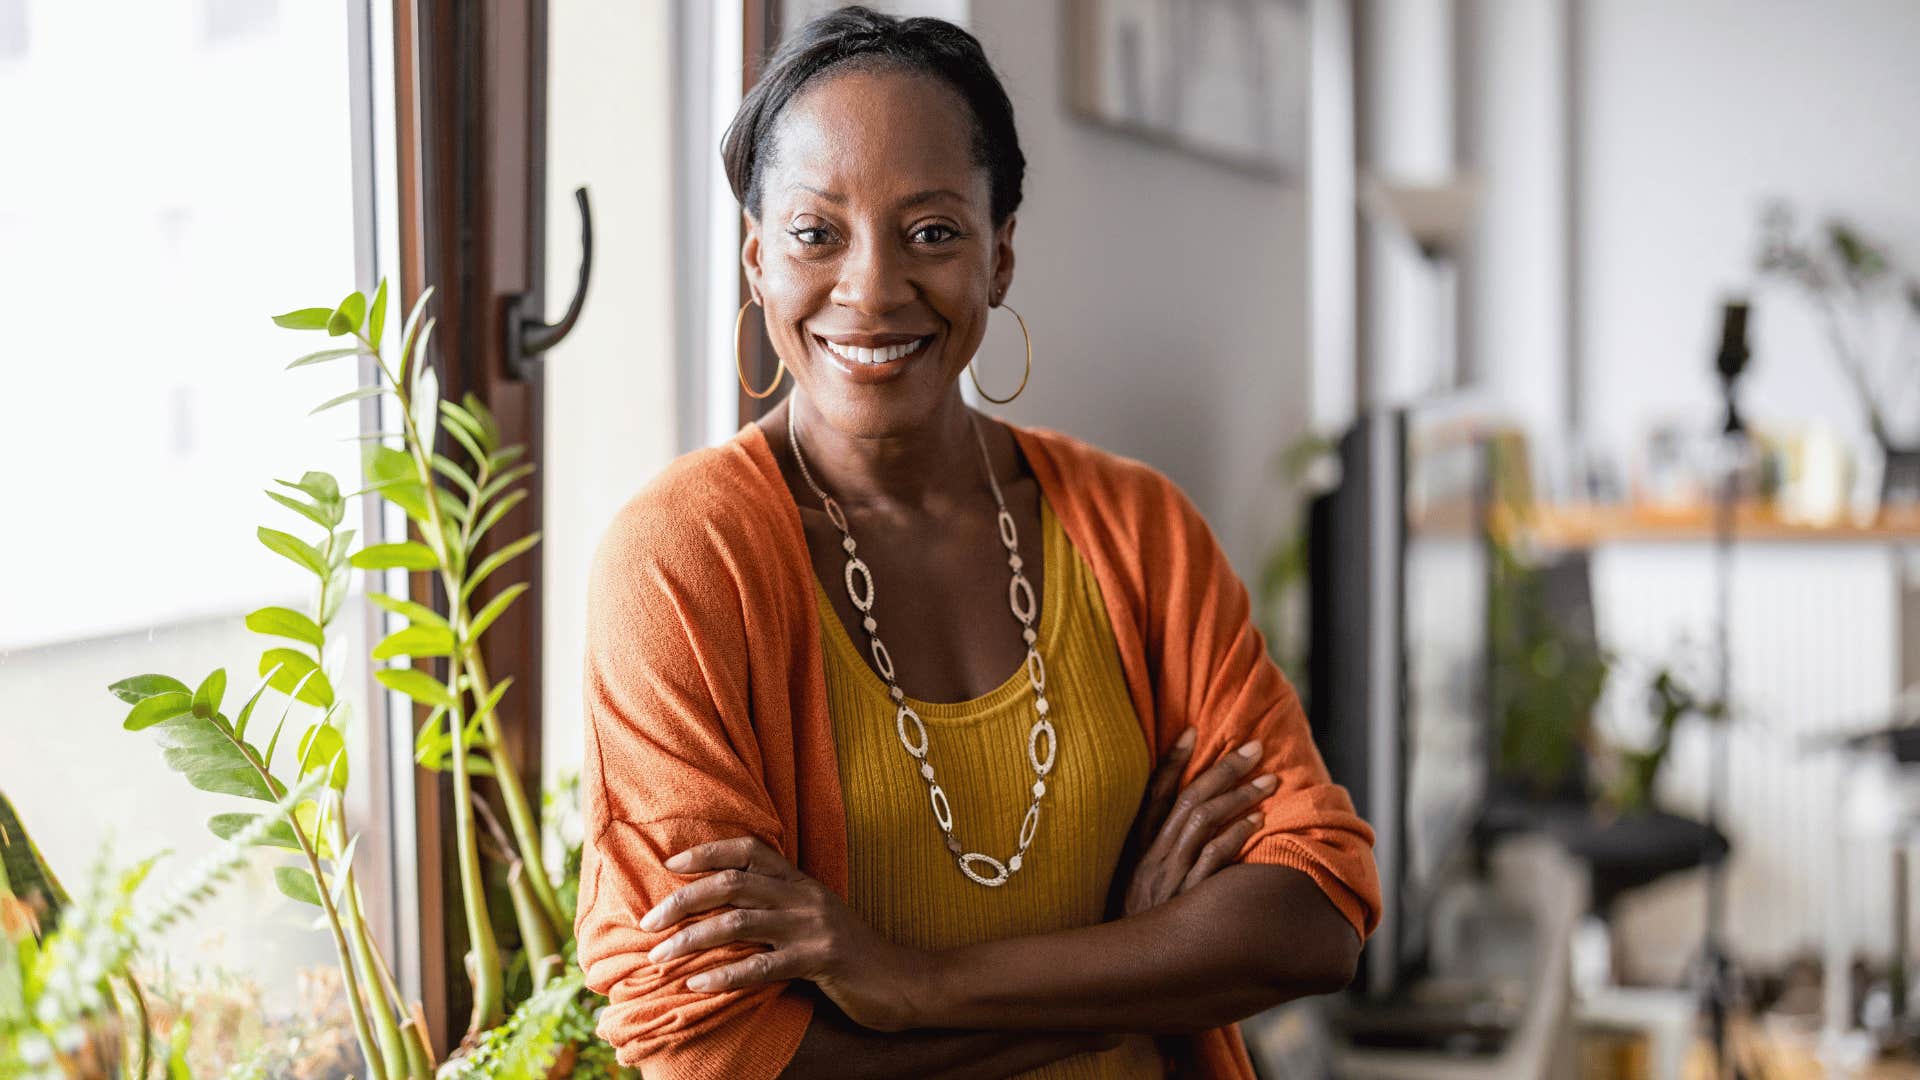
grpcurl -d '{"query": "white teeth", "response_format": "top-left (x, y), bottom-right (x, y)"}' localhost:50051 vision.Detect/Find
top-left (823, 337), bottom-right (926, 365)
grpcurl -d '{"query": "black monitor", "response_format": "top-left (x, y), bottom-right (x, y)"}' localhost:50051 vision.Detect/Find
top-left (1306, 406), bottom-right (1492, 998)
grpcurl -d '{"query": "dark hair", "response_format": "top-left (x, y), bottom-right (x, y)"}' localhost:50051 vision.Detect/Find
top-left (721, 6), bottom-right (1026, 225)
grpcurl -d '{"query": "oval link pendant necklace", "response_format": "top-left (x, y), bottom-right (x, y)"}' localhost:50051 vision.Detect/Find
top-left (788, 407), bottom-right (1055, 888)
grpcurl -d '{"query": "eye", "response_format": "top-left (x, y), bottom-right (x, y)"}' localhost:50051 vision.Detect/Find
top-left (910, 223), bottom-right (960, 245)
top-left (787, 223), bottom-right (837, 246)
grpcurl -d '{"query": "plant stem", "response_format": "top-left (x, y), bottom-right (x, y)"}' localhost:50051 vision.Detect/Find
top-left (339, 846), bottom-right (410, 1078)
top-left (464, 654), bottom-right (568, 940)
top-left (363, 328), bottom-right (506, 1039)
top-left (361, 890), bottom-right (438, 1078)
top-left (447, 649), bottom-right (505, 1038)
top-left (295, 823), bottom-right (387, 1080)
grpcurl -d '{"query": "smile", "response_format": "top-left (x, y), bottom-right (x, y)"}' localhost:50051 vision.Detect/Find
top-left (816, 335), bottom-right (932, 366)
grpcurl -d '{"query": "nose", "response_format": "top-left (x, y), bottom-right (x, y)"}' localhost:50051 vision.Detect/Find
top-left (829, 235), bottom-right (916, 315)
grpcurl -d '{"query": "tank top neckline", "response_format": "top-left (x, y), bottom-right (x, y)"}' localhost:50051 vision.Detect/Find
top-left (812, 494), bottom-right (1066, 722)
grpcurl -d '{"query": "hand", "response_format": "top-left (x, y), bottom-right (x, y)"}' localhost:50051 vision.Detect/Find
top-left (640, 836), bottom-right (928, 1032)
top-left (1112, 729), bottom-right (1274, 918)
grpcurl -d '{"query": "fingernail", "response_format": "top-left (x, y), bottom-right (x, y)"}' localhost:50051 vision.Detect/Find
top-left (1237, 740), bottom-right (1263, 759)
top-left (687, 974), bottom-right (713, 992)
top-left (665, 851), bottom-right (690, 871)
top-left (648, 939), bottom-right (674, 963)
top-left (640, 909), bottom-right (663, 932)
top-left (1252, 773), bottom-right (1278, 791)
top-left (1176, 728), bottom-right (1197, 750)
top-left (1246, 812), bottom-right (1265, 826)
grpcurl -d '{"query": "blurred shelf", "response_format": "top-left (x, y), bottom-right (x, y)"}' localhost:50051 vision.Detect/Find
top-left (1505, 502), bottom-right (1920, 547)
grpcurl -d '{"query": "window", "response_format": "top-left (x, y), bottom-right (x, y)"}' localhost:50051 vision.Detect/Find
top-left (0, 0), bottom-right (395, 1066)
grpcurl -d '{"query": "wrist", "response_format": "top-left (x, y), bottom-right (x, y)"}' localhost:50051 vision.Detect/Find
top-left (902, 943), bottom-right (962, 1028)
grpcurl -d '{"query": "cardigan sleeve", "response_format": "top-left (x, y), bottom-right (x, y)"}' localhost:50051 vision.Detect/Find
top-left (1142, 472), bottom-right (1382, 940)
top-left (574, 494), bottom-right (813, 1080)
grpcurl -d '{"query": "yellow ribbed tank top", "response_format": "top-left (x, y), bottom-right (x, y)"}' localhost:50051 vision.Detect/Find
top-left (817, 495), bottom-right (1165, 1080)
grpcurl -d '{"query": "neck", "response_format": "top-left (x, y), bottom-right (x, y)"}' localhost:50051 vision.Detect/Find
top-left (782, 392), bottom-right (990, 513)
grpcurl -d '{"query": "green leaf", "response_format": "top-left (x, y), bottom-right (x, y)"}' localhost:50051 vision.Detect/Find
top-left (477, 462), bottom-right (536, 507)
top-left (231, 667), bottom-right (279, 746)
top-left (124, 691), bottom-right (192, 731)
top-left (246, 606), bottom-right (325, 648)
top-left (487, 444), bottom-right (526, 473)
top-left (208, 812), bottom-right (300, 852)
top-left (352, 541), bottom-right (440, 571)
top-left (328, 529), bottom-right (355, 571)
top-left (368, 278), bottom-right (389, 350)
top-left (431, 453), bottom-right (478, 498)
top-left (439, 401), bottom-right (489, 462)
top-left (191, 669), bottom-right (226, 720)
top-left (467, 488), bottom-right (528, 553)
top-left (376, 667), bottom-right (456, 709)
top-left (470, 675), bottom-right (513, 730)
top-left (462, 531), bottom-right (541, 603)
top-left (149, 711), bottom-right (276, 801)
top-left (258, 527), bottom-right (328, 577)
top-left (109, 674), bottom-right (189, 705)
top-left (281, 471), bottom-right (342, 507)
top-left (262, 672), bottom-right (316, 772)
top-left (260, 649), bottom-right (334, 709)
top-left (272, 307), bottom-right (333, 330)
top-left (311, 383), bottom-right (387, 416)
top-left (412, 364), bottom-right (440, 465)
top-left (275, 865), bottom-right (322, 907)
top-left (296, 723), bottom-right (349, 790)
top-left (396, 286), bottom-right (435, 389)
top-left (265, 490), bottom-right (333, 531)
top-left (369, 591), bottom-right (450, 630)
top-left (373, 624), bottom-right (456, 660)
top-left (286, 346), bottom-right (365, 370)
top-left (365, 444), bottom-right (417, 485)
top-left (463, 392), bottom-right (502, 450)
top-left (466, 583), bottom-right (528, 642)
top-left (329, 832), bottom-right (360, 909)
top-left (329, 290), bottom-right (368, 338)
top-left (412, 703), bottom-right (449, 757)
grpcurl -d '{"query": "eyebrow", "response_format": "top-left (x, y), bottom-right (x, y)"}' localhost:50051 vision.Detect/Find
top-left (793, 184), bottom-right (968, 210)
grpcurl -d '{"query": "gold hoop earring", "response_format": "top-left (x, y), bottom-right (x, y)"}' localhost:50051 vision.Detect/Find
top-left (736, 297), bottom-right (785, 399)
top-left (969, 303), bottom-right (1031, 405)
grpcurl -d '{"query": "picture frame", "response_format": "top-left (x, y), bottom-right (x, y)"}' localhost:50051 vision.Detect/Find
top-left (1065, 0), bottom-right (1310, 179)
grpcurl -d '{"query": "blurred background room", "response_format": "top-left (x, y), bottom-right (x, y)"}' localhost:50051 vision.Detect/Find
top-left (5, 1), bottom-right (1920, 1077)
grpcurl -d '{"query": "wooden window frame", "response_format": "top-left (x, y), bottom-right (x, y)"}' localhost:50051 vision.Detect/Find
top-left (389, 0), bottom-right (774, 1048)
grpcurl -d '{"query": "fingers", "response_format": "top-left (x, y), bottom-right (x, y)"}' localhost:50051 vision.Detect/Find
top-left (1179, 812), bottom-right (1264, 894)
top-left (665, 835), bottom-right (797, 878)
top-left (686, 945), bottom-right (809, 993)
top-left (640, 865), bottom-right (787, 933)
top-left (1134, 727), bottom-right (1198, 844)
top-left (1140, 738), bottom-right (1265, 872)
top-left (1166, 770), bottom-right (1276, 871)
top-left (650, 906), bottom-right (798, 964)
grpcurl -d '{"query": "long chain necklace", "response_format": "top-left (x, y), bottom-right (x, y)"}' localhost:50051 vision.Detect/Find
top-left (788, 407), bottom-right (1056, 888)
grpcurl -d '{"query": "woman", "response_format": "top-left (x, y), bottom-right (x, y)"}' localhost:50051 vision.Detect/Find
top-left (575, 8), bottom-right (1379, 1078)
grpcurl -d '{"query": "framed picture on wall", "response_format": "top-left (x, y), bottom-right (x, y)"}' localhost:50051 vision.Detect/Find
top-left (1065, 0), bottom-right (1309, 178)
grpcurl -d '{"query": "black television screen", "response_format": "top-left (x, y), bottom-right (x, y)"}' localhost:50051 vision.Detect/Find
top-left (1306, 406), bottom-right (1492, 997)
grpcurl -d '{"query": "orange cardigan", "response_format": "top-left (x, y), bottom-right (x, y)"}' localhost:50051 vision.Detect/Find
top-left (576, 420), bottom-right (1380, 1080)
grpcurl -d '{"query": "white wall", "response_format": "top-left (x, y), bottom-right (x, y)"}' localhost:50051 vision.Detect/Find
top-left (968, 0), bottom-right (1314, 582)
top-left (542, 1), bottom-right (678, 790)
top-left (1577, 0), bottom-right (1920, 459)
top-left (1462, 0), bottom-right (1569, 445)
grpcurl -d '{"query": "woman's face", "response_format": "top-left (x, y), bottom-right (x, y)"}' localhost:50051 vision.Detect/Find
top-left (743, 66), bottom-right (1016, 440)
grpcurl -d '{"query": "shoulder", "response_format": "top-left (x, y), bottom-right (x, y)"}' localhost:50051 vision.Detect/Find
top-left (1014, 424), bottom-right (1203, 528)
top-left (591, 430), bottom-right (792, 589)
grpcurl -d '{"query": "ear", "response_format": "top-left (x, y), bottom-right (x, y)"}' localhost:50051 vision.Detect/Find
top-left (741, 211), bottom-right (764, 303)
top-left (989, 213), bottom-right (1017, 306)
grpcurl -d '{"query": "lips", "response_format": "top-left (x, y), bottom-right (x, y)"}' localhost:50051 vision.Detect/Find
top-left (810, 331), bottom-right (936, 385)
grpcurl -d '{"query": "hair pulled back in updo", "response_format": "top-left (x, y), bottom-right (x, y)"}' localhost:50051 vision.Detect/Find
top-left (720, 5), bottom-right (1026, 225)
